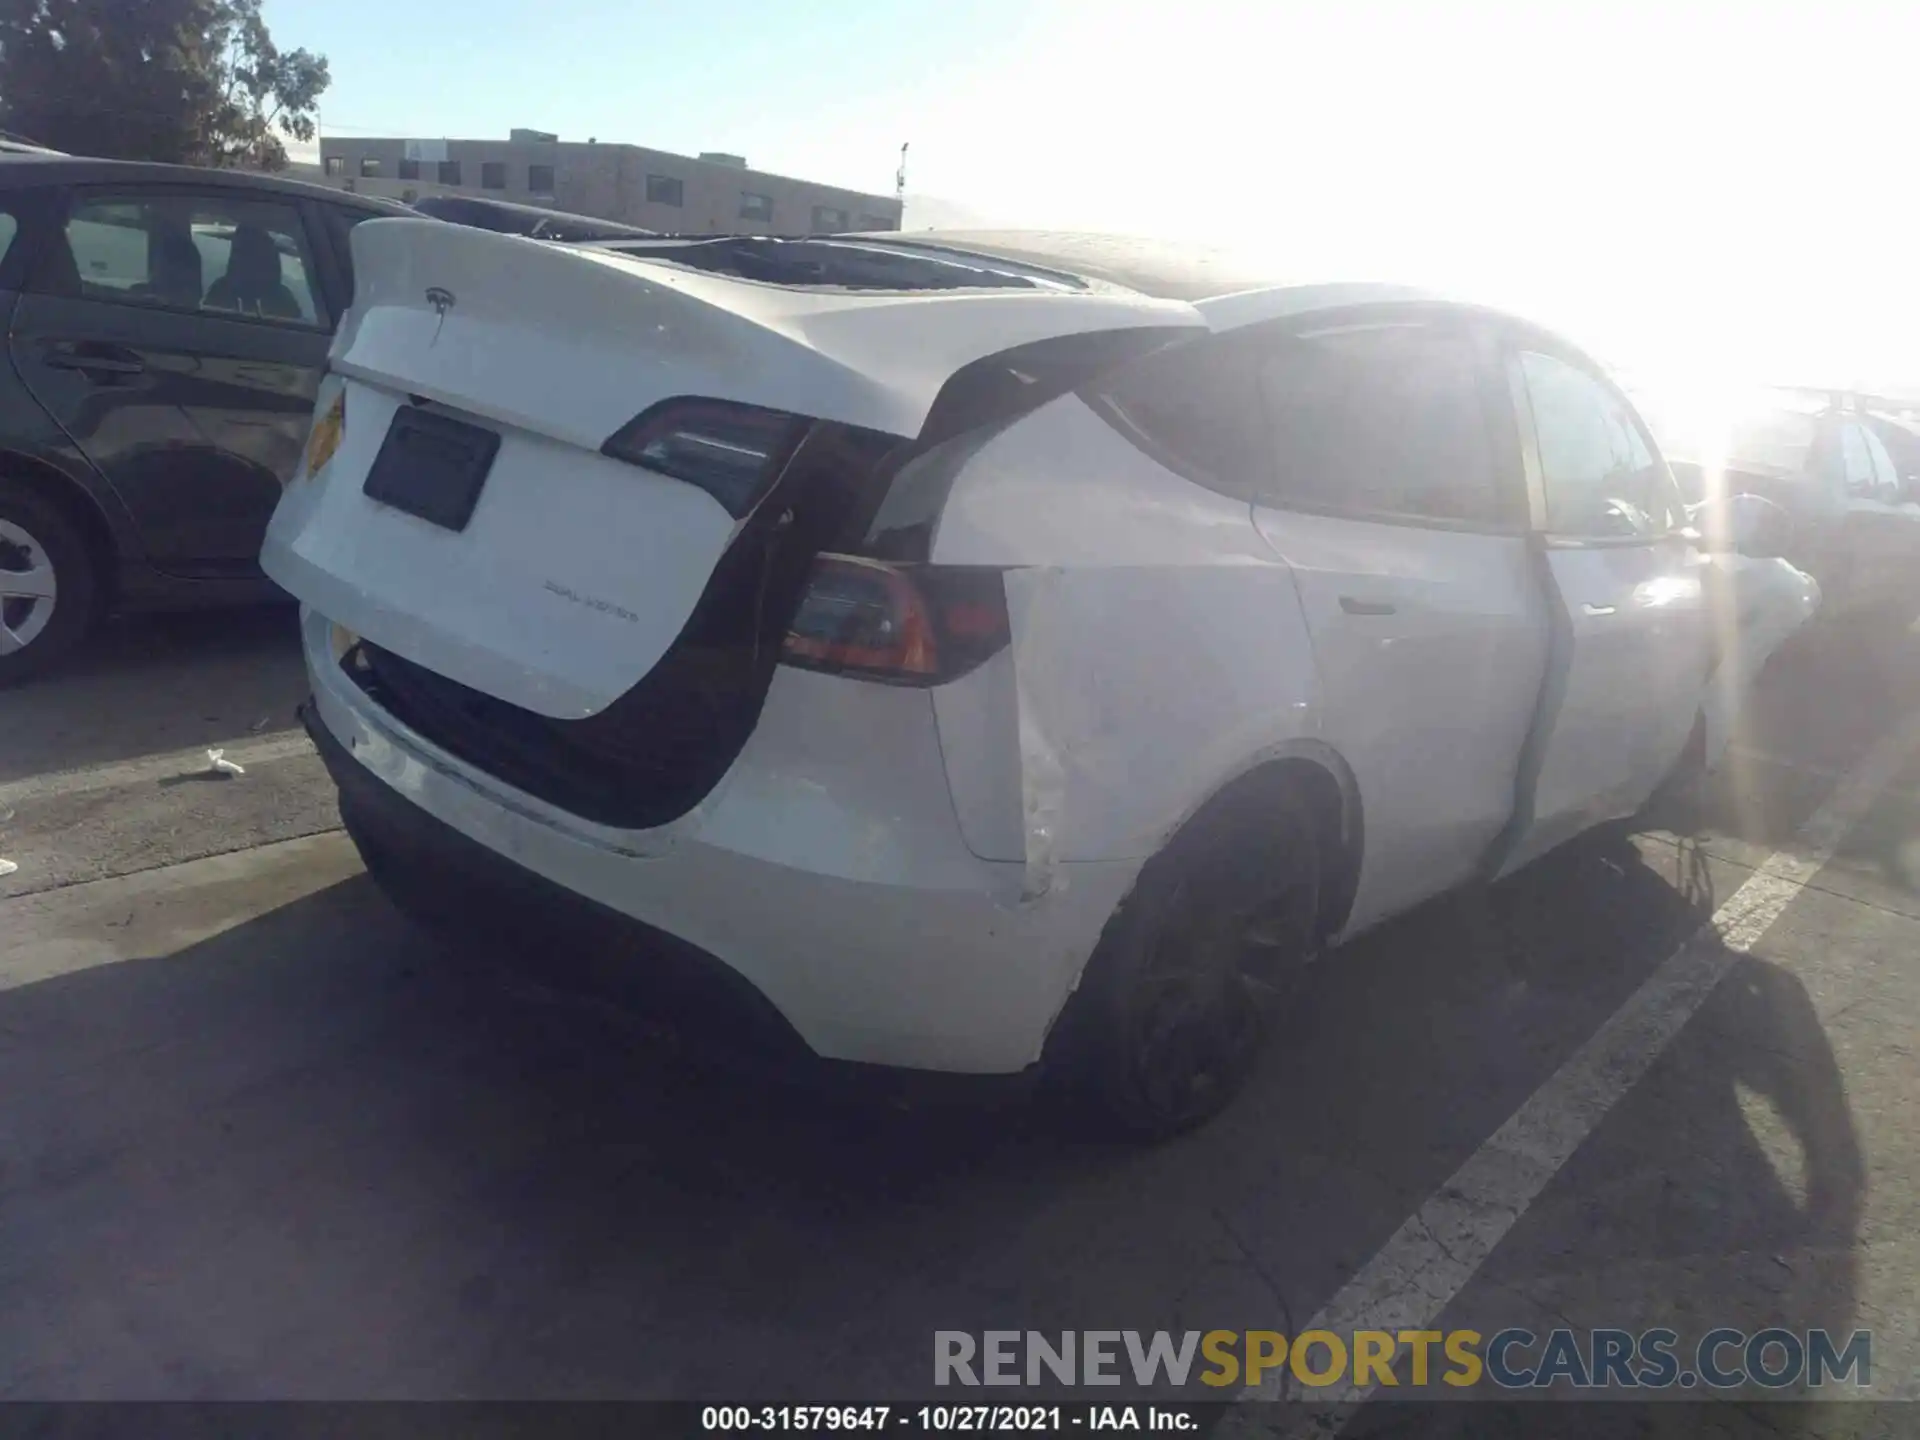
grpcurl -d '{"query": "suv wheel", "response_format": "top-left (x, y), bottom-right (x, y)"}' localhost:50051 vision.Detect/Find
top-left (0, 481), bottom-right (100, 686)
top-left (1057, 789), bottom-right (1323, 1139)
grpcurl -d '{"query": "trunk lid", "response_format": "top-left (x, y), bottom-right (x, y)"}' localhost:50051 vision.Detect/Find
top-left (264, 219), bottom-right (1200, 719)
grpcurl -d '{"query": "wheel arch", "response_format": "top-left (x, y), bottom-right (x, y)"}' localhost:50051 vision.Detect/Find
top-left (1145, 739), bottom-right (1365, 944)
top-left (0, 449), bottom-right (123, 605)
top-left (1039, 737), bottom-right (1366, 1129)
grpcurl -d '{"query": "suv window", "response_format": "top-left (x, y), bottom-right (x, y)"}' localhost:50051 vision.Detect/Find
top-left (1861, 426), bottom-right (1902, 501)
top-left (322, 204), bottom-right (382, 307)
top-left (1253, 323), bottom-right (1502, 524)
top-left (54, 192), bottom-right (323, 326)
top-left (1835, 422), bottom-right (1881, 503)
top-left (1520, 350), bottom-right (1671, 538)
top-left (1091, 334), bottom-right (1267, 499)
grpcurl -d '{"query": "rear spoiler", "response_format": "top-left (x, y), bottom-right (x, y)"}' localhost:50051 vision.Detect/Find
top-left (410, 193), bottom-right (658, 243)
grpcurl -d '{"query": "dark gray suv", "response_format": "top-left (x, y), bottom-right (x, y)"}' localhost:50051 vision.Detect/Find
top-left (0, 157), bottom-right (409, 683)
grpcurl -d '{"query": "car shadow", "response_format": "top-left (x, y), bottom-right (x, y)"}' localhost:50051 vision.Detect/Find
top-left (1331, 947), bottom-right (1866, 1436)
top-left (0, 605), bottom-right (305, 784)
top-left (0, 783), bottom-right (1863, 1408)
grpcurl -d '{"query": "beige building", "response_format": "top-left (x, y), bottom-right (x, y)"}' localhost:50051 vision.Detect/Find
top-left (316, 129), bottom-right (901, 236)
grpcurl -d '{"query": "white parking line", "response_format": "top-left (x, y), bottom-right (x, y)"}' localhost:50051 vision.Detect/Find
top-left (0, 733), bottom-right (315, 811)
top-left (1234, 705), bottom-right (1920, 1426)
top-left (1725, 742), bottom-right (1843, 781)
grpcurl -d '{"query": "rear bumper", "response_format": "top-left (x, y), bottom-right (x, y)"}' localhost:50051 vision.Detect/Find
top-left (306, 698), bottom-right (819, 1063)
top-left (302, 608), bottom-right (1139, 1074)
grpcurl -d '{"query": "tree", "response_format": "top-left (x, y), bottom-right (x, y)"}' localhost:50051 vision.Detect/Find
top-left (0, 0), bottom-right (328, 170)
top-left (0, 0), bottom-right (216, 162)
top-left (202, 0), bottom-right (328, 171)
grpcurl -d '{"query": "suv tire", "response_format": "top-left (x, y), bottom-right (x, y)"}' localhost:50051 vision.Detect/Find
top-left (1055, 789), bottom-right (1322, 1139)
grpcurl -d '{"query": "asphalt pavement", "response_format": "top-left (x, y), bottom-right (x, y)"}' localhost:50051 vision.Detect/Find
top-left (2, 602), bottom-right (1918, 1431)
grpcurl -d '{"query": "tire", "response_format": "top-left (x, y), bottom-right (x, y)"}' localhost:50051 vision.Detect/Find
top-left (1053, 789), bottom-right (1323, 1139)
top-left (0, 479), bottom-right (101, 687)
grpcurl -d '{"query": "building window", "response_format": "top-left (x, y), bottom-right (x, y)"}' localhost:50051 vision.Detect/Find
top-left (481, 162), bottom-right (506, 190)
top-left (811, 206), bottom-right (849, 233)
top-left (857, 213), bottom-right (895, 231)
top-left (739, 191), bottom-right (773, 223)
top-left (646, 174), bottom-right (685, 207)
top-left (528, 164), bottom-right (555, 194)
top-left (359, 158), bottom-right (381, 177)
top-left (324, 156), bottom-right (343, 177)
top-left (438, 160), bottom-right (462, 185)
top-left (398, 157), bottom-right (420, 180)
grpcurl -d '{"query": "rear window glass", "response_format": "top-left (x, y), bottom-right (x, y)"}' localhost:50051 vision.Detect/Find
top-left (1090, 336), bottom-right (1268, 498)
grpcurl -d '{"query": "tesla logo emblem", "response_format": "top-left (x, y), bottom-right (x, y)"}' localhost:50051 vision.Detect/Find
top-left (425, 287), bottom-right (455, 344)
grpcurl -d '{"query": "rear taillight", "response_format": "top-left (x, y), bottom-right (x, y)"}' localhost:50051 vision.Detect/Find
top-left (781, 555), bottom-right (1010, 685)
top-left (601, 398), bottom-right (805, 517)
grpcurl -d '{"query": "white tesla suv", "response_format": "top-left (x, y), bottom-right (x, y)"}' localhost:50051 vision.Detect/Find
top-left (264, 225), bottom-right (1818, 1136)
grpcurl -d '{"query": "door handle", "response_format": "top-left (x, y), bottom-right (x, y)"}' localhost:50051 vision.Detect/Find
top-left (1339, 596), bottom-right (1398, 616)
top-left (1582, 602), bottom-right (1618, 616)
top-left (43, 343), bottom-right (144, 378)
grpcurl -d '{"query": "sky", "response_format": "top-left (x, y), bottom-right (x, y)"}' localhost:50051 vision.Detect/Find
top-left (265, 0), bottom-right (1918, 414)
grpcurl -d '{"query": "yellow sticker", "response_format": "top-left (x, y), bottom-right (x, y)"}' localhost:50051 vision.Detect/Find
top-left (304, 392), bottom-right (345, 479)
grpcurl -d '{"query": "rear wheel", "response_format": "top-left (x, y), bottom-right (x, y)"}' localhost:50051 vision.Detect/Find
top-left (0, 480), bottom-right (100, 687)
top-left (1056, 790), bottom-right (1323, 1139)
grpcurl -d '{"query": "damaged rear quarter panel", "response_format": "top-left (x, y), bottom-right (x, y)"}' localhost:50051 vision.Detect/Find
top-left (928, 395), bottom-right (1325, 886)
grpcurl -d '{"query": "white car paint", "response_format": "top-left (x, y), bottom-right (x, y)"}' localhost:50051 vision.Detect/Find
top-left (1497, 539), bottom-right (1711, 875)
top-left (302, 611), bottom-right (1138, 1071)
top-left (267, 219), bottom-right (1203, 718)
top-left (1247, 506), bottom-right (1546, 930)
top-left (265, 228), bottom-right (1819, 1078)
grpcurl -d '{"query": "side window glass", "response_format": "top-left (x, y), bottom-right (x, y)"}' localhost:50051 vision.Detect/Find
top-left (1840, 425), bottom-right (1877, 497)
top-left (323, 205), bottom-right (376, 308)
top-left (56, 192), bottom-right (324, 327)
top-left (1253, 324), bottom-right (1502, 524)
top-left (1520, 350), bottom-right (1666, 539)
top-left (1809, 424), bottom-right (1847, 493)
top-left (1861, 427), bottom-right (1900, 501)
top-left (1088, 335), bottom-right (1268, 500)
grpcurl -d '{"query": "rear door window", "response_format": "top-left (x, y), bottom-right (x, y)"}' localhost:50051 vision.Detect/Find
top-left (52, 191), bottom-right (325, 327)
top-left (1252, 322), bottom-right (1505, 525)
top-left (1092, 319), bottom-right (1511, 528)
